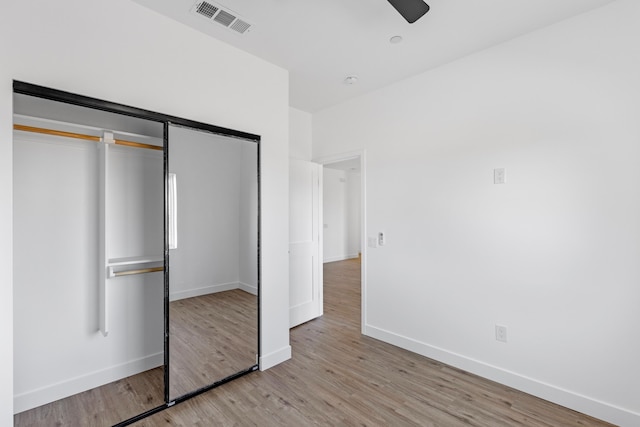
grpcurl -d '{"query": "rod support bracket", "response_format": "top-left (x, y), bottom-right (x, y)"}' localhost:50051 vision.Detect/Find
top-left (102, 131), bottom-right (115, 144)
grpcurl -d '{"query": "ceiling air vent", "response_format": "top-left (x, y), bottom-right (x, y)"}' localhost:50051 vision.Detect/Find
top-left (195, 2), bottom-right (218, 18)
top-left (230, 19), bottom-right (251, 34)
top-left (213, 10), bottom-right (235, 27)
top-left (191, 1), bottom-right (253, 35)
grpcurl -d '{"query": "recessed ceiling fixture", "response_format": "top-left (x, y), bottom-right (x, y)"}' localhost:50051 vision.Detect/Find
top-left (343, 76), bottom-right (359, 85)
top-left (390, 35), bottom-right (403, 44)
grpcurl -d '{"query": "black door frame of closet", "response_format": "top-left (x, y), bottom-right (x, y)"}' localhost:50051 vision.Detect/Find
top-left (13, 80), bottom-right (262, 427)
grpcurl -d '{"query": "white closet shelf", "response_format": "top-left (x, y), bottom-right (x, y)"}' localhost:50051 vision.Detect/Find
top-left (107, 255), bottom-right (163, 267)
top-left (107, 256), bottom-right (164, 279)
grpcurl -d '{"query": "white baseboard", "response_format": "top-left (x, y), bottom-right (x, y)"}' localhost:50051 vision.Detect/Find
top-left (14, 352), bottom-right (163, 414)
top-left (170, 281), bottom-right (240, 301)
top-left (259, 345), bottom-right (291, 371)
top-left (170, 282), bottom-right (258, 301)
top-left (323, 253), bottom-right (359, 263)
top-left (238, 281), bottom-right (258, 296)
top-left (365, 325), bottom-right (639, 427)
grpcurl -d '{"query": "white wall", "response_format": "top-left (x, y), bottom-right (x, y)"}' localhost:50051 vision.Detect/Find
top-left (13, 130), bottom-right (165, 412)
top-left (168, 127), bottom-right (242, 300)
top-left (346, 172), bottom-right (361, 258)
top-left (239, 143), bottom-right (259, 294)
top-left (289, 107), bottom-right (313, 161)
top-left (313, 1), bottom-right (640, 425)
top-left (0, 0), bottom-right (290, 423)
top-left (170, 129), bottom-right (259, 298)
top-left (323, 168), bottom-right (346, 262)
top-left (323, 168), bottom-right (361, 262)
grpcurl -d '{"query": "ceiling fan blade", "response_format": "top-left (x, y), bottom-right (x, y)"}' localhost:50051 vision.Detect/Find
top-left (387, 0), bottom-right (430, 24)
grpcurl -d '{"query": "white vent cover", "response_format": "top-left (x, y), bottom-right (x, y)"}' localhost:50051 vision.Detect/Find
top-left (191, 1), bottom-right (252, 35)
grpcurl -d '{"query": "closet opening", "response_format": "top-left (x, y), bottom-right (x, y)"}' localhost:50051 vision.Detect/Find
top-left (12, 81), bottom-right (261, 427)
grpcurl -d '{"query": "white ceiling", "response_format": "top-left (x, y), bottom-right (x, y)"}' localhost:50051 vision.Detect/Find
top-left (324, 158), bottom-right (361, 174)
top-left (133, 0), bottom-right (617, 113)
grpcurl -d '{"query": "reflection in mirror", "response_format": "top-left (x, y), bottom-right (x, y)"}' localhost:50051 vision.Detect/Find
top-left (168, 125), bottom-right (259, 400)
top-left (13, 93), bottom-right (165, 426)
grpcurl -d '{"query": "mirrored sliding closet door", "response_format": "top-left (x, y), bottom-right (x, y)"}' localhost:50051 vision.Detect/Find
top-left (167, 124), bottom-right (259, 401)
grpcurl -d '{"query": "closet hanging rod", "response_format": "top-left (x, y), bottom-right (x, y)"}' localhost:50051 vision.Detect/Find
top-left (13, 124), bottom-right (163, 151)
top-left (112, 266), bottom-right (164, 277)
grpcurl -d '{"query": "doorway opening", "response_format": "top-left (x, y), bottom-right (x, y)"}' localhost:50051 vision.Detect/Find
top-left (288, 151), bottom-right (366, 333)
top-left (318, 152), bottom-right (366, 333)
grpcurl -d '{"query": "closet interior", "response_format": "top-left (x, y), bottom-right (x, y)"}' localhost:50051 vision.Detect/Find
top-left (12, 82), bottom-right (260, 426)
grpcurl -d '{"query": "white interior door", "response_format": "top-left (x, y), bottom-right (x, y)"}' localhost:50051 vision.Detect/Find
top-left (289, 159), bottom-right (322, 328)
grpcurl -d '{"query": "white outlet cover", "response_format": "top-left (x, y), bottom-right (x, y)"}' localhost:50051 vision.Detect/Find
top-left (495, 325), bottom-right (508, 342)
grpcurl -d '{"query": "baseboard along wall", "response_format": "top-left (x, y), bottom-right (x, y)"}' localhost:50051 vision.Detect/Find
top-left (364, 324), bottom-right (640, 427)
top-left (323, 253), bottom-right (360, 264)
top-left (14, 352), bottom-right (163, 414)
top-left (170, 281), bottom-right (257, 301)
top-left (259, 345), bottom-right (292, 371)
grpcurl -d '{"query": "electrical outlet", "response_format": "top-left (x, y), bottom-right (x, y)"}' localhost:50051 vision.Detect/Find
top-left (494, 168), bottom-right (506, 184)
top-left (495, 325), bottom-right (508, 343)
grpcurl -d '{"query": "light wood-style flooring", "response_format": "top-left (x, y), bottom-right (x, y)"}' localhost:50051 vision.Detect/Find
top-left (14, 290), bottom-right (258, 427)
top-left (137, 258), bottom-right (613, 426)
top-left (169, 289), bottom-right (258, 399)
top-left (16, 259), bottom-right (613, 426)
top-left (13, 366), bottom-right (165, 426)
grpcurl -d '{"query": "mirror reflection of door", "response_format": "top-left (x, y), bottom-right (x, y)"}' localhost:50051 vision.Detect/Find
top-left (167, 125), bottom-right (259, 401)
top-left (13, 93), bottom-right (165, 426)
